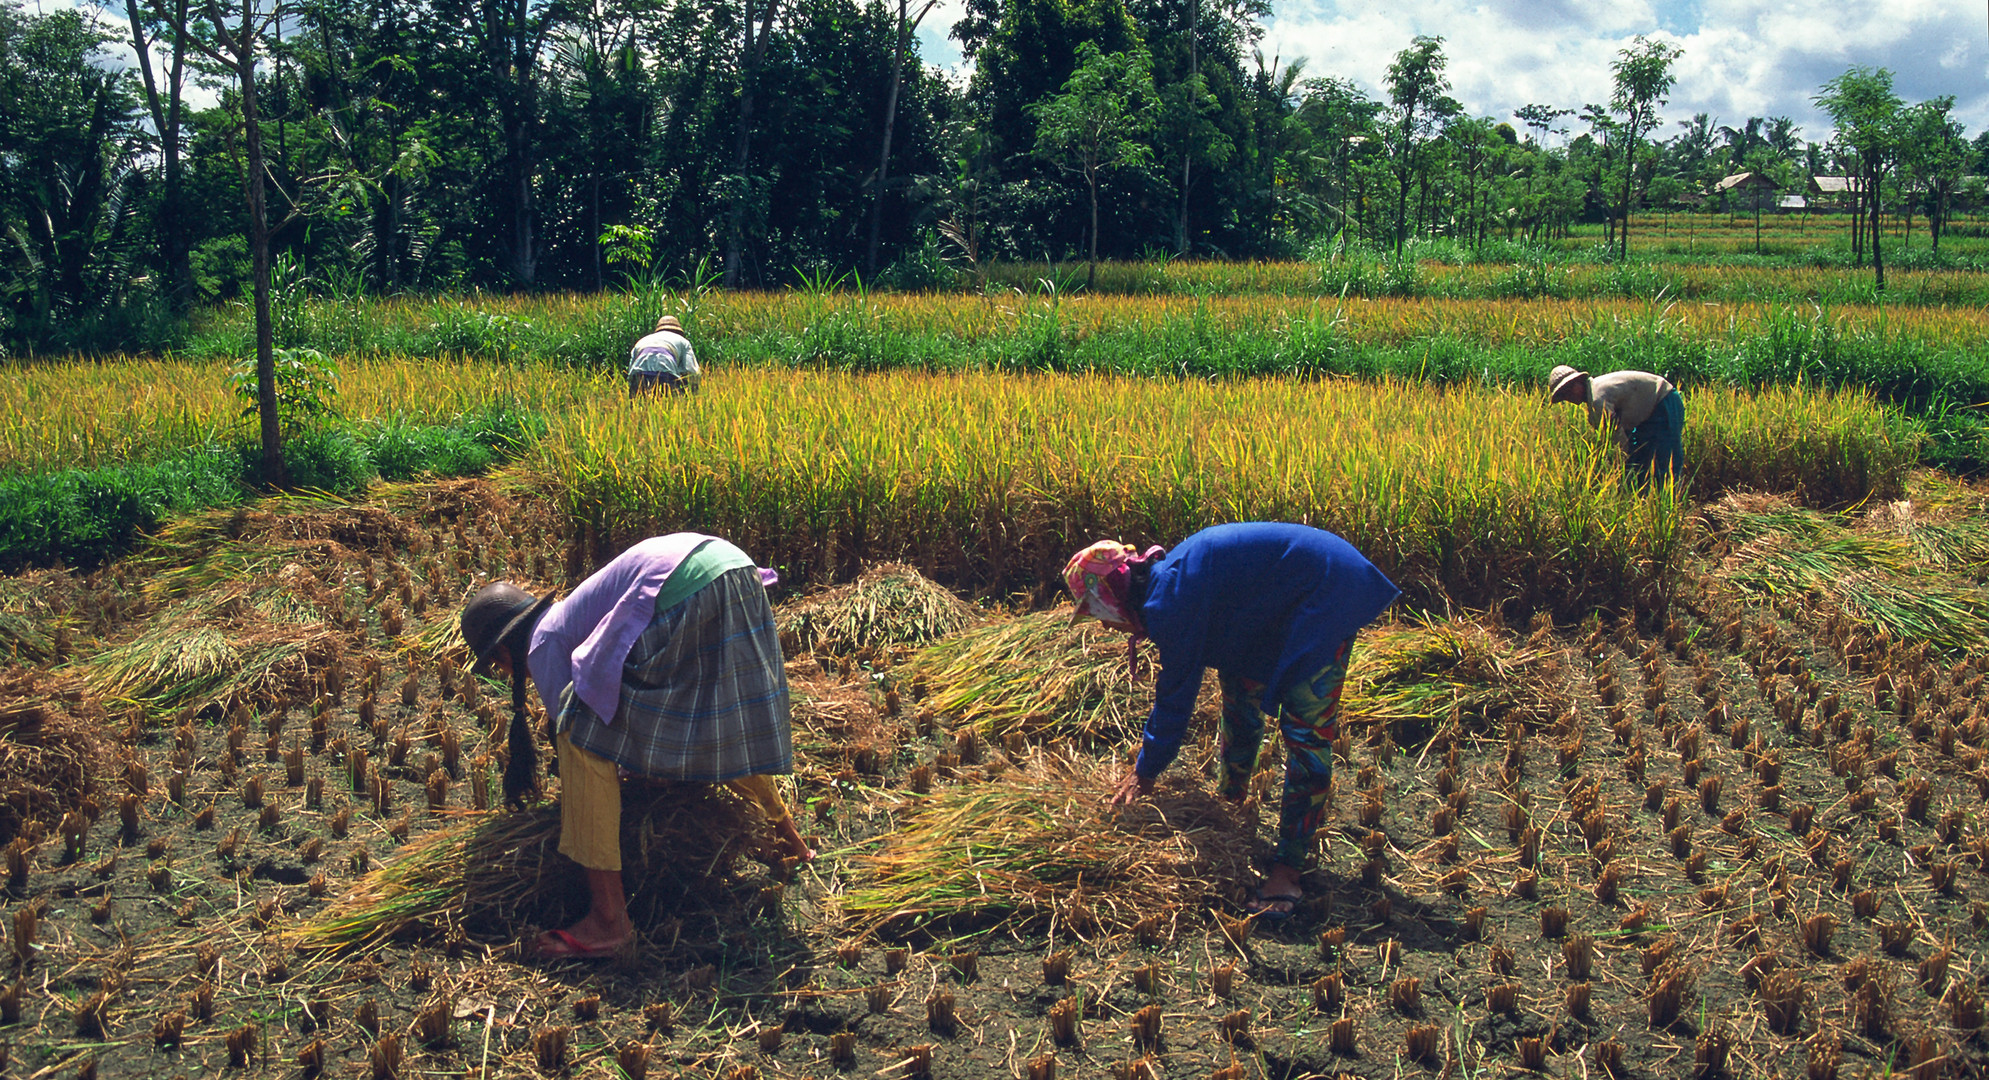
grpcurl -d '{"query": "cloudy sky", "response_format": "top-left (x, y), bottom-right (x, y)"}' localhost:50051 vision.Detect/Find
top-left (920, 0), bottom-right (1989, 140)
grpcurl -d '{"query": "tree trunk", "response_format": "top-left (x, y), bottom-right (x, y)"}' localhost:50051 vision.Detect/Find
top-left (1175, 0), bottom-right (1197, 256)
top-left (1869, 160), bottom-right (1885, 292)
top-left (129, 0), bottom-right (193, 307)
top-left (725, 0), bottom-right (781, 289)
top-left (1618, 119), bottom-right (1636, 259)
top-left (1087, 170), bottom-right (1099, 290)
top-left (231, 0), bottom-right (283, 485)
top-left (867, 0), bottom-right (925, 277)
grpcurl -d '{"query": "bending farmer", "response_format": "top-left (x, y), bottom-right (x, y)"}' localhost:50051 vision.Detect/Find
top-left (1548, 365), bottom-right (1685, 487)
top-left (462, 534), bottom-right (811, 960)
top-left (628, 315), bottom-right (701, 396)
top-left (1069, 522), bottom-right (1399, 919)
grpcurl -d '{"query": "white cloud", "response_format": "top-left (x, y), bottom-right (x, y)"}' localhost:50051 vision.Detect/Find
top-left (1262, 0), bottom-right (1989, 139)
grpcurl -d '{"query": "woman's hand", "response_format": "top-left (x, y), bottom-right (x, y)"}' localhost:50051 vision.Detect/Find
top-left (1108, 765), bottom-right (1156, 808)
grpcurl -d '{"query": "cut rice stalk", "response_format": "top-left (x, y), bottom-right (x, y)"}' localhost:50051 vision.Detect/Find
top-left (777, 562), bottom-right (974, 659)
top-left (839, 752), bottom-right (1250, 939)
top-left (294, 784), bottom-right (767, 951)
top-left (899, 609), bottom-right (1151, 743)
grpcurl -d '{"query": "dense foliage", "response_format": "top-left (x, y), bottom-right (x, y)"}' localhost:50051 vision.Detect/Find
top-left (3, 0), bottom-right (1982, 356)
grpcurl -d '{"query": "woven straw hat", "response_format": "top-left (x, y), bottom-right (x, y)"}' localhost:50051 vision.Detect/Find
top-left (654, 315), bottom-right (684, 334)
top-left (1548, 365), bottom-right (1588, 402)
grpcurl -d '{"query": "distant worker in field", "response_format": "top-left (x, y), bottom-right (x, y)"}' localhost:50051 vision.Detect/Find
top-left (628, 314), bottom-right (701, 396)
top-left (1547, 365), bottom-right (1685, 487)
top-left (1073, 522), bottom-right (1400, 920)
top-left (461, 533), bottom-right (812, 960)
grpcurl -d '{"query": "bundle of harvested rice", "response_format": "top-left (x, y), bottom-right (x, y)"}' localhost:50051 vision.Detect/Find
top-left (128, 492), bottom-right (406, 602)
top-left (1706, 493), bottom-right (1989, 651)
top-left (82, 610), bottom-right (342, 717)
top-left (898, 608), bottom-right (1154, 742)
top-left (839, 753), bottom-right (1251, 939)
top-left (1344, 621), bottom-right (1561, 740)
top-left (0, 572), bottom-right (80, 663)
top-left (777, 562), bottom-right (973, 660)
top-left (1867, 474), bottom-right (1989, 575)
top-left (295, 783), bottom-right (768, 950)
top-left (0, 671), bottom-right (106, 842)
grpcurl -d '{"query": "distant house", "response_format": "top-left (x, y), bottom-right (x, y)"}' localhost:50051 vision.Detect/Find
top-left (1807, 175), bottom-right (1861, 213)
top-left (1712, 172), bottom-right (1778, 197)
top-left (1808, 175), bottom-right (1861, 197)
top-left (1778, 195), bottom-right (1807, 212)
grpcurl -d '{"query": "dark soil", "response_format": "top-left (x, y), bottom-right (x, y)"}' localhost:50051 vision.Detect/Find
top-left (0, 476), bottom-right (1985, 1080)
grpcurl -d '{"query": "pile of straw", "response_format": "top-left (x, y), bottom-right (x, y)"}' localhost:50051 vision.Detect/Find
top-left (1706, 493), bottom-right (1989, 650)
top-left (839, 753), bottom-right (1251, 939)
top-left (777, 562), bottom-right (974, 660)
top-left (82, 607), bottom-right (343, 716)
top-left (899, 608), bottom-right (1154, 743)
top-left (0, 572), bottom-right (79, 664)
top-left (0, 671), bottom-right (106, 842)
top-left (295, 783), bottom-right (767, 951)
top-left (1344, 620), bottom-right (1561, 740)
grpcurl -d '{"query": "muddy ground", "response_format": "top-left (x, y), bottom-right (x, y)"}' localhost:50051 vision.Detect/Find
top-left (0, 477), bottom-right (1986, 1080)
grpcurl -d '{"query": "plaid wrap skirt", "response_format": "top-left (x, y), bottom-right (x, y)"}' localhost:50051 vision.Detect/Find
top-left (560, 564), bottom-right (793, 782)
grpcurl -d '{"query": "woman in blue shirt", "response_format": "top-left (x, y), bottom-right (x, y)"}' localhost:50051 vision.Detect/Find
top-left (1067, 522), bottom-right (1398, 918)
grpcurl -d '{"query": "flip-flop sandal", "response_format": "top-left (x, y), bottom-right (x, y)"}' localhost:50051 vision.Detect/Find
top-left (535, 928), bottom-right (629, 961)
top-left (1247, 889), bottom-right (1303, 921)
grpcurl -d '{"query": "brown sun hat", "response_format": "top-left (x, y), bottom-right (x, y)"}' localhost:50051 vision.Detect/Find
top-left (1548, 365), bottom-right (1588, 402)
top-left (461, 583), bottom-right (555, 676)
top-left (654, 315), bottom-right (684, 334)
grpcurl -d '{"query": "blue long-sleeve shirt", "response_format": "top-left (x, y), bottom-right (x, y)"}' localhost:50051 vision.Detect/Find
top-left (1134, 523), bottom-right (1399, 778)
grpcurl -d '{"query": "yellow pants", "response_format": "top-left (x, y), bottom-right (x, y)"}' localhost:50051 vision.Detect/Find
top-left (556, 732), bottom-right (791, 872)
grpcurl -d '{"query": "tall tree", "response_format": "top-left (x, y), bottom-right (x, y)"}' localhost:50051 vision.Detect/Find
top-left (1899, 95), bottom-right (1966, 253)
top-left (1030, 40), bottom-right (1155, 288)
top-left (124, 0), bottom-right (195, 306)
top-left (1382, 34), bottom-right (1455, 260)
top-left (185, 0), bottom-right (287, 484)
top-left (1607, 34), bottom-right (1681, 259)
top-left (0, 2), bottom-right (148, 345)
top-left (867, 0), bottom-right (938, 276)
top-left (1815, 66), bottom-right (1901, 292)
top-left (723, 0), bottom-right (781, 287)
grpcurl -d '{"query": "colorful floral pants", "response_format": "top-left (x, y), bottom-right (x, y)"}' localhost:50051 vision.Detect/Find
top-left (1216, 636), bottom-right (1354, 869)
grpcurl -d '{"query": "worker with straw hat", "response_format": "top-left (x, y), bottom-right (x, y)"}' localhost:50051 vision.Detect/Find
top-left (628, 314), bottom-right (701, 396)
top-left (1547, 365), bottom-right (1684, 487)
top-left (1070, 522), bottom-right (1399, 920)
top-left (461, 534), bottom-right (811, 960)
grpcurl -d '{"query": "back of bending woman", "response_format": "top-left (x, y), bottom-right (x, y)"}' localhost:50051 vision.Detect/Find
top-left (1068, 522), bottom-right (1398, 919)
top-left (462, 533), bottom-right (811, 960)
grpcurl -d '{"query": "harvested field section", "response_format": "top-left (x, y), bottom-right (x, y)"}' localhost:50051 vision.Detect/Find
top-left (0, 475), bottom-right (1984, 1080)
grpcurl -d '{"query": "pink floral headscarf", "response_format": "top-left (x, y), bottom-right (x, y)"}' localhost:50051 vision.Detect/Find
top-left (1064, 540), bottom-right (1166, 677)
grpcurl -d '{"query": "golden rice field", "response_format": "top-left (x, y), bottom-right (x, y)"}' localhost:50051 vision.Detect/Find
top-left (531, 369), bottom-right (1911, 614)
top-left (0, 358), bottom-right (595, 474)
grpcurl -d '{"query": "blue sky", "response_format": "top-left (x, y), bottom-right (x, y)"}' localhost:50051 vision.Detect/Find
top-left (920, 0), bottom-right (1989, 141)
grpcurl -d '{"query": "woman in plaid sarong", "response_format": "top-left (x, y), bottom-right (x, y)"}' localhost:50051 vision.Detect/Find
top-left (462, 534), bottom-right (811, 960)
